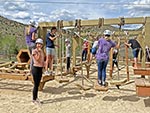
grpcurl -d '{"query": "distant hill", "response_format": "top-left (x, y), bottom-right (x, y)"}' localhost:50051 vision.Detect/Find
top-left (0, 15), bottom-right (136, 49)
top-left (0, 15), bottom-right (27, 49)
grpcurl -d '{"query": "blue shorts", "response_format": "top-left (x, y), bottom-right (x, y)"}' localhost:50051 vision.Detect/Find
top-left (46, 47), bottom-right (55, 56)
top-left (132, 48), bottom-right (140, 58)
top-left (91, 47), bottom-right (97, 55)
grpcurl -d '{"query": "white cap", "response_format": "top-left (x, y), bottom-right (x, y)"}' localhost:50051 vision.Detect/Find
top-left (84, 38), bottom-right (87, 41)
top-left (65, 39), bottom-right (68, 42)
top-left (29, 20), bottom-right (36, 27)
top-left (65, 39), bottom-right (70, 43)
top-left (35, 38), bottom-right (43, 44)
top-left (103, 30), bottom-right (112, 36)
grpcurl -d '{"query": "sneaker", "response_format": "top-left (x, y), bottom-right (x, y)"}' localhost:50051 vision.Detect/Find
top-left (36, 98), bottom-right (42, 104)
top-left (44, 71), bottom-right (50, 75)
top-left (32, 99), bottom-right (42, 105)
top-left (101, 81), bottom-right (106, 87)
top-left (50, 71), bottom-right (55, 75)
top-left (98, 80), bottom-right (102, 86)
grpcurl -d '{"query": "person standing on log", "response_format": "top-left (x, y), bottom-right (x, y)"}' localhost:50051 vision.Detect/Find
top-left (25, 20), bottom-right (38, 71)
top-left (96, 30), bottom-right (120, 86)
top-left (125, 36), bottom-right (141, 68)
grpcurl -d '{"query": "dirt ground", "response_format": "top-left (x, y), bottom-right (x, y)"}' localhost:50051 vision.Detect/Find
top-left (0, 63), bottom-right (150, 113)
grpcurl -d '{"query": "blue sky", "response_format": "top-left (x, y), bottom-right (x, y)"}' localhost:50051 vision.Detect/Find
top-left (0, 0), bottom-right (150, 25)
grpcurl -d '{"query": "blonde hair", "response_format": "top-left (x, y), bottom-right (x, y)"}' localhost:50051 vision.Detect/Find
top-left (25, 25), bottom-right (31, 36)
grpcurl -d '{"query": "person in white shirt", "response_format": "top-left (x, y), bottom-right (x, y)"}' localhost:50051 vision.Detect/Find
top-left (90, 36), bottom-right (99, 61)
top-left (65, 39), bottom-right (71, 73)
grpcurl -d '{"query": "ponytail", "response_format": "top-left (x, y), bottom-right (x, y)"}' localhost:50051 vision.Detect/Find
top-left (25, 25), bottom-right (31, 36)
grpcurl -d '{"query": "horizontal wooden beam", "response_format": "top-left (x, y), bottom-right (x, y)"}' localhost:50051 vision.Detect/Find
top-left (39, 17), bottom-right (148, 28)
top-left (81, 19), bottom-right (99, 26)
top-left (134, 68), bottom-right (150, 75)
top-left (39, 22), bottom-right (57, 28)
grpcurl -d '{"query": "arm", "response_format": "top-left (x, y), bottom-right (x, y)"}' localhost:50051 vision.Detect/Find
top-left (115, 37), bottom-right (120, 49)
top-left (49, 34), bottom-right (60, 41)
top-left (32, 49), bottom-right (41, 61)
top-left (31, 32), bottom-right (36, 41)
top-left (125, 42), bottom-right (131, 48)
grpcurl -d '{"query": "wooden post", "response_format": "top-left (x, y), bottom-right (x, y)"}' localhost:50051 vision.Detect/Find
top-left (109, 48), bottom-right (113, 79)
top-left (144, 17), bottom-right (150, 82)
top-left (125, 37), bottom-right (129, 81)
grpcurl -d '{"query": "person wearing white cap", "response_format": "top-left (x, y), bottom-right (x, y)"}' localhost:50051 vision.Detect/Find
top-left (31, 38), bottom-right (44, 104)
top-left (25, 20), bottom-right (38, 71)
top-left (96, 30), bottom-right (120, 86)
top-left (25, 20), bottom-right (37, 53)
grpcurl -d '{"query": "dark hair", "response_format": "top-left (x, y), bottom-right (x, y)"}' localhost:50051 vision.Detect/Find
top-left (51, 26), bottom-right (57, 31)
top-left (105, 34), bottom-right (110, 37)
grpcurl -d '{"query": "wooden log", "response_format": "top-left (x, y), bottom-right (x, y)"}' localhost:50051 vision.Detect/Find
top-left (30, 75), bottom-right (55, 91)
top-left (9, 63), bottom-right (17, 69)
top-left (55, 77), bottom-right (69, 83)
top-left (75, 83), bottom-right (91, 90)
top-left (0, 73), bottom-right (27, 80)
top-left (0, 61), bottom-right (14, 68)
top-left (110, 78), bottom-right (128, 86)
top-left (41, 75), bottom-right (55, 82)
top-left (38, 82), bottom-right (46, 91)
top-left (94, 82), bottom-right (108, 91)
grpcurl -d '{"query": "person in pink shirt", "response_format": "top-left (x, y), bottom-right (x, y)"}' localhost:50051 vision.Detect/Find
top-left (82, 38), bottom-right (89, 61)
top-left (31, 38), bottom-right (44, 104)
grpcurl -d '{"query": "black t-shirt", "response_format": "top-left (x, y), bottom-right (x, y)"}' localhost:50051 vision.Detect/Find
top-left (128, 39), bottom-right (141, 49)
top-left (46, 32), bottom-right (55, 48)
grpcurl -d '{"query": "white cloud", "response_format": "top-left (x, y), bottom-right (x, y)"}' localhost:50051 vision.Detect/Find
top-left (12, 11), bottom-right (30, 19)
top-left (124, 0), bottom-right (150, 17)
top-left (0, 0), bottom-right (150, 24)
top-left (0, 0), bottom-right (38, 23)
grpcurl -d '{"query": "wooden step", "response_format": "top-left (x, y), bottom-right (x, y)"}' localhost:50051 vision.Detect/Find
top-left (135, 78), bottom-right (150, 96)
top-left (134, 68), bottom-right (150, 75)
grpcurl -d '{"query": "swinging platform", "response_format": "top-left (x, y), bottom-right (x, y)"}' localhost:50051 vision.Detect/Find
top-left (109, 78), bottom-right (128, 89)
top-left (55, 76), bottom-right (70, 83)
top-left (94, 82), bottom-right (108, 91)
top-left (75, 83), bottom-right (91, 90)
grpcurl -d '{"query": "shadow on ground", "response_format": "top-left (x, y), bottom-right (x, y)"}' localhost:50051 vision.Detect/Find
top-left (102, 94), bottom-right (140, 102)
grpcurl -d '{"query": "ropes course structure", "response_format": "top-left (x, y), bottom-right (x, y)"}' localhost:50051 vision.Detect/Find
top-left (37, 17), bottom-right (150, 92)
top-left (0, 17), bottom-right (150, 95)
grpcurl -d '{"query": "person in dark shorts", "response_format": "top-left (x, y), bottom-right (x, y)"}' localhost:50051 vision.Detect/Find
top-left (125, 36), bottom-right (141, 68)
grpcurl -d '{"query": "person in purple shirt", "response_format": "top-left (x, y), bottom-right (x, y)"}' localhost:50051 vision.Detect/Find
top-left (96, 30), bottom-right (120, 86)
top-left (25, 20), bottom-right (38, 71)
top-left (25, 20), bottom-right (37, 54)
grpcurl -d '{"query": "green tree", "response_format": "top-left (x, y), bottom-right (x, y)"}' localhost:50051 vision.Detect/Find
top-left (0, 35), bottom-right (18, 60)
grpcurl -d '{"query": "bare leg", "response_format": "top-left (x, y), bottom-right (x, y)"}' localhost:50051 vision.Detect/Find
top-left (49, 55), bottom-right (54, 73)
top-left (134, 57), bottom-right (138, 68)
top-left (45, 55), bottom-right (50, 71)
